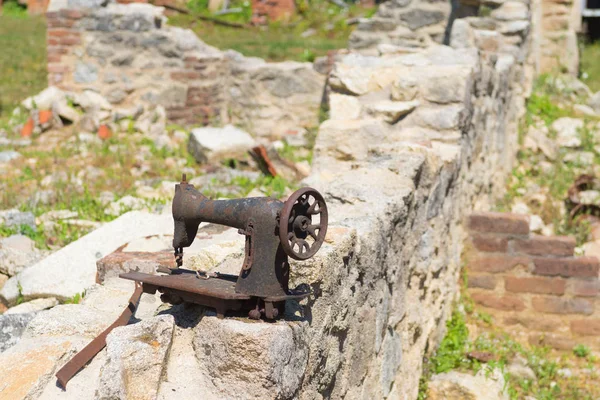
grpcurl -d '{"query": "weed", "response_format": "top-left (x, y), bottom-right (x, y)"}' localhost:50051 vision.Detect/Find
top-left (16, 282), bottom-right (25, 305)
top-left (574, 344), bottom-right (591, 358)
top-left (431, 310), bottom-right (469, 374)
top-left (63, 292), bottom-right (84, 304)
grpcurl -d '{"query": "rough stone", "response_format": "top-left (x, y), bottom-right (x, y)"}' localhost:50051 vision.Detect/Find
top-left (552, 117), bottom-right (584, 148)
top-left (0, 150), bottom-right (22, 163)
top-left (74, 62), bottom-right (99, 84)
top-left (188, 125), bottom-right (256, 164)
top-left (428, 368), bottom-right (508, 400)
top-left (0, 212), bottom-right (172, 304)
top-left (589, 91), bottom-right (600, 114)
top-left (0, 209), bottom-right (36, 230)
top-left (193, 315), bottom-right (309, 399)
top-left (5, 298), bottom-right (58, 315)
top-left (364, 100), bottom-right (419, 124)
top-left (491, 1), bottom-right (528, 21)
top-left (96, 315), bottom-right (175, 400)
top-left (0, 313), bottom-right (37, 353)
top-left (0, 234), bottom-right (45, 277)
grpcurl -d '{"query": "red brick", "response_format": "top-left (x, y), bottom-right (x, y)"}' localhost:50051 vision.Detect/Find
top-left (533, 257), bottom-right (600, 278)
top-left (471, 292), bottom-right (526, 311)
top-left (471, 233), bottom-right (508, 252)
top-left (528, 333), bottom-right (576, 351)
top-left (468, 212), bottom-right (529, 235)
top-left (571, 319), bottom-right (600, 336)
top-left (59, 8), bottom-right (86, 19)
top-left (171, 71), bottom-right (202, 81)
top-left (47, 46), bottom-right (69, 56)
top-left (48, 29), bottom-right (73, 38)
top-left (570, 280), bottom-right (600, 297)
top-left (469, 254), bottom-right (530, 273)
top-left (532, 297), bottom-right (593, 315)
top-left (505, 276), bottom-right (566, 295)
top-left (98, 125), bottom-right (112, 140)
top-left (46, 11), bottom-right (60, 20)
top-left (467, 274), bottom-right (497, 290)
top-left (510, 235), bottom-right (575, 257)
top-left (38, 110), bottom-right (52, 125)
top-left (47, 38), bottom-right (60, 46)
top-left (503, 314), bottom-right (561, 331)
top-left (47, 54), bottom-right (62, 63)
top-left (60, 36), bottom-right (81, 46)
top-left (47, 18), bottom-right (75, 28)
top-left (48, 64), bottom-right (69, 73)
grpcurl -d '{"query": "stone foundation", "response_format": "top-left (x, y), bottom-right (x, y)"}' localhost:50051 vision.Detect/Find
top-left (465, 212), bottom-right (600, 351)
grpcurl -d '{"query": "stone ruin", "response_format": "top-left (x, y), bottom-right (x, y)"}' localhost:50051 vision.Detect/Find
top-left (0, 0), bottom-right (594, 399)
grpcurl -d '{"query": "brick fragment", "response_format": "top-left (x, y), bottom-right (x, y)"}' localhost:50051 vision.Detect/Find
top-left (571, 319), bottom-right (600, 336)
top-left (503, 314), bottom-right (561, 332)
top-left (532, 297), bottom-right (593, 315)
top-left (570, 280), bottom-right (600, 297)
top-left (533, 257), bottom-right (599, 278)
top-left (38, 110), bottom-right (53, 125)
top-left (467, 274), bottom-right (497, 290)
top-left (469, 254), bottom-right (530, 273)
top-left (505, 276), bottom-right (565, 295)
top-left (171, 71), bottom-right (202, 81)
top-left (468, 212), bottom-right (529, 235)
top-left (471, 234), bottom-right (508, 252)
top-left (528, 333), bottom-right (576, 351)
top-left (59, 8), bottom-right (86, 19)
top-left (21, 118), bottom-right (34, 138)
top-left (98, 125), bottom-right (112, 140)
top-left (48, 29), bottom-right (73, 38)
top-left (511, 235), bottom-right (575, 257)
top-left (48, 64), bottom-right (69, 73)
top-left (471, 292), bottom-right (525, 311)
top-left (60, 36), bottom-right (81, 46)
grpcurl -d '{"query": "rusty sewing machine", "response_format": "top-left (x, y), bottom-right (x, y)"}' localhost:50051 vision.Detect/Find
top-left (120, 174), bottom-right (329, 319)
top-left (56, 174), bottom-right (328, 387)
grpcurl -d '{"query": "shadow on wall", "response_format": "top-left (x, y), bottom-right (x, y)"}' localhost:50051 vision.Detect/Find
top-left (443, 0), bottom-right (480, 45)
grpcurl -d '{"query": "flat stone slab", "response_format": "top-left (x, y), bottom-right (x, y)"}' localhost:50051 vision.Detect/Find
top-left (0, 211), bottom-right (172, 304)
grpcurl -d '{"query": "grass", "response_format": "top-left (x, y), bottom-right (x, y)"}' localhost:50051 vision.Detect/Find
top-left (168, 1), bottom-right (374, 61)
top-left (581, 41), bottom-right (600, 93)
top-left (0, 12), bottom-right (47, 120)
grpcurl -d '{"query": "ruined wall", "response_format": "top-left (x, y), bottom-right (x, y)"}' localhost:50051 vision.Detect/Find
top-left (465, 212), bottom-right (600, 352)
top-left (45, 1), bottom-right (325, 138)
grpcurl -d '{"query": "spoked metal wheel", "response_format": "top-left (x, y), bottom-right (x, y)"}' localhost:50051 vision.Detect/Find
top-left (279, 187), bottom-right (328, 261)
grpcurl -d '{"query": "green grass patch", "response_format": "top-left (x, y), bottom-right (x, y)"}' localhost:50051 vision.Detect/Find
top-left (0, 14), bottom-right (47, 121)
top-left (581, 41), bottom-right (600, 93)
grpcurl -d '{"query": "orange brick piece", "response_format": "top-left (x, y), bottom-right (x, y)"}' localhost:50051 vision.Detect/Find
top-left (38, 109), bottom-right (52, 125)
top-left (511, 235), bottom-right (575, 257)
top-left (21, 118), bottom-right (34, 137)
top-left (533, 257), bottom-right (600, 278)
top-left (469, 254), bottom-right (530, 273)
top-left (571, 319), bottom-right (600, 336)
top-left (505, 276), bottom-right (565, 295)
top-left (468, 212), bottom-right (529, 235)
top-left (471, 292), bottom-right (525, 311)
top-left (532, 297), bottom-right (593, 315)
top-left (98, 125), bottom-right (112, 140)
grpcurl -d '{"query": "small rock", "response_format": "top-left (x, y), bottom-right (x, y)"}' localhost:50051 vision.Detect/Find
top-left (558, 368), bottom-right (573, 378)
top-left (0, 209), bottom-right (35, 230)
top-left (564, 151), bottom-right (595, 167)
top-left (511, 202), bottom-right (530, 215)
top-left (21, 86), bottom-right (65, 110)
top-left (188, 125), bottom-right (256, 164)
top-left (0, 151), bottom-right (21, 163)
top-left (300, 28), bottom-right (316, 38)
top-left (579, 190), bottom-right (600, 204)
top-left (74, 90), bottom-right (112, 112)
top-left (574, 104), bottom-right (598, 118)
top-left (428, 368), bottom-right (508, 400)
top-left (96, 315), bottom-right (175, 400)
top-left (588, 91), bottom-right (600, 114)
top-left (0, 235), bottom-right (44, 277)
top-left (38, 210), bottom-right (78, 226)
top-left (106, 195), bottom-right (146, 216)
top-left (0, 313), bottom-right (37, 352)
top-left (55, 101), bottom-right (80, 124)
top-left (4, 298), bottom-right (59, 315)
top-left (529, 215), bottom-right (544, 233)
top-left (113, 105), bottom-right (144, 121)
top-left (507, 363), bottom-right (536, 380)
top-left (552, 117), bottom-right (584, 148)
top-left (99, 191), bottom-right (116, 205)
top-left (154, 133), bottom-right (175, 150)
top-left (364, 100), bottom-right (419, 124)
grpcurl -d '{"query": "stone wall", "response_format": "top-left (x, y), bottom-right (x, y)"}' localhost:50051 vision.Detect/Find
top-left (45, 1), bottom-right (326, 138)
top-left (465, 212), bottom-right (600, 351)
top-left (0, 0), bottom-right (564, 399)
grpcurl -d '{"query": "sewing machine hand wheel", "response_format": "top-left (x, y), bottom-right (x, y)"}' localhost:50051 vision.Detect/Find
top-left (279, 187), bottom-right (328, 260)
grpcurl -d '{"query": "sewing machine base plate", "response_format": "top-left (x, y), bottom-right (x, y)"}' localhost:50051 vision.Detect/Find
top-left (119, 271), bottom-right (309, 319)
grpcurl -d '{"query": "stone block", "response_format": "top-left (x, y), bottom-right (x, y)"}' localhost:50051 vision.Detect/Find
top-left (188, 125), bottom-right (256, 164)
top-left (504, 276), bottom-right (565, 295)
top-left (0, 212), bottom-right (172, 304)
top-left (532, 257), bottom-right (600, 278)
top-left (467, 274), bottom-right (497, 290)
top-left (468, 212), bottom-right (529, 235)
top-left (96, 249), bottom-right (175, 283)
top-left (571, 319), bottom-right (600, 336)
top-left (531, 297), bottom-right (593, 315)
top-left (193, 315), bottom-right (309, 399)
top-left (471, 292), bottom-right (526, 311)
top-left (471, 233), bottom-right (509, 252)
top-left (428, 369), bottom-right (508, 400)
top-left (96, 315), bottom-right (175, 400)
top-left (510, 235), bottom-right (575, 257)
top-left (468, 254), bottom-right (530, 273)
